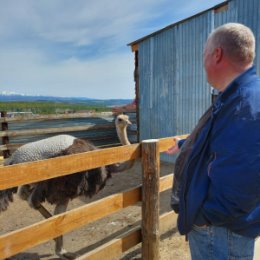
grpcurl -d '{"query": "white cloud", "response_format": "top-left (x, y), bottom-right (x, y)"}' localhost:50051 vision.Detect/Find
top-left (0, 0), bottom-right (225, 98)
top-left (0, 0), bottom-right (168, 47)
top-left (0, 48), bottom-right (134, 99)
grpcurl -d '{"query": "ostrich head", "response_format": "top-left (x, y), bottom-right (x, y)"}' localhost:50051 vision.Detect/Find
top-left (106, 114), bottom-right (134, 173)
top-left (115, 114), bottom-right (132, 145)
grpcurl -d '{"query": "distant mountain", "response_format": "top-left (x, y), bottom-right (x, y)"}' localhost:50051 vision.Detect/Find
top-left (0, 92), bottom-right (132, 107)
top-left (0, 91), bottom-right (26, 96)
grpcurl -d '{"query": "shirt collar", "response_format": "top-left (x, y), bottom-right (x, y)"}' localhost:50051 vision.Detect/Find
top-left (214, 66), bottom-right (256, 106)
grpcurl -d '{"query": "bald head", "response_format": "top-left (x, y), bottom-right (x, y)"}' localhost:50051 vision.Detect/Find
top-left (204, 23), bottom-right (256, 90)
top-left (206, 23), bottom-right (255, 67)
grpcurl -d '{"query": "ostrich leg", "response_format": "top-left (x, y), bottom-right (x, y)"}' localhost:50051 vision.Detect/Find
top-left (29, 188), bottom-right (76, 260)
top-left (53, 200), bottom-right (78, 260)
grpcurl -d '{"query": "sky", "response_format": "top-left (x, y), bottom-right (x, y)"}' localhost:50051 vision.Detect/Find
top-left (0, 0), bottom-right (224, 99)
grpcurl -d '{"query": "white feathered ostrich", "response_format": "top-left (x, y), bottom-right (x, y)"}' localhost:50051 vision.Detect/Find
top-left (0, 114), bottom-right (133, 259)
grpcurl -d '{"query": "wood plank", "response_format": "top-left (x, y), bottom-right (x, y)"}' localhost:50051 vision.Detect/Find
top-left (159, 174), bottom-right (173, 192)
top-left (0, 112), bottom-right (114, 123)
top-left (131, 44), bottom-right (139, 52)
top-left (0, 144), bottom-right (141, 190)
top-left (77, 226), bottom-right (142, 260)
top-left (0, 143), bottom-right (174, 191)
top-left (0, 134), bottom-right (183, 190)
top-left (159, 211), bottom-right (178, 234)
top-left (0, 186), bottom-right (141, 259)
top-left (0, 135), bottom-right (119, 152)
top-left (141, 139), bottom-right (160, 260)
top-left (0, 124), bottom-right (116, 138)
top-left (0, 143), bottom-right (19, 151)
top-left (76, 211), bottom-right (177, 260)
top-left (1, 111), bottom-right (10, 158)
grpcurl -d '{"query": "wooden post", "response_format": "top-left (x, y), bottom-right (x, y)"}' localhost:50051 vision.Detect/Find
top-left (134, 50), bottom-right (140, 143)
top-left (1, 111), bottom-right (10, 158)
top-left (141, 139), bottom-right (160, 260)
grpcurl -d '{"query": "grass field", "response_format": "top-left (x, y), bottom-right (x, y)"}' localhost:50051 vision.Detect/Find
top-left (0, 101), bottom-right (110, 114)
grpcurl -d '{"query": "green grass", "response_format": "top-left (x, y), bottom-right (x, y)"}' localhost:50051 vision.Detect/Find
top-left (0, 101), bottom-right (110, 114)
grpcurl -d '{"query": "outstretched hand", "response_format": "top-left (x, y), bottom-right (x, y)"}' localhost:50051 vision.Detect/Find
top-left (165, 137), bottom-right (181, 155)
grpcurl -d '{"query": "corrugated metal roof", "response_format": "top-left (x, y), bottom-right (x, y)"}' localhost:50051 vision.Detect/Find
top-left (128, 1), bottom-right (229, 47)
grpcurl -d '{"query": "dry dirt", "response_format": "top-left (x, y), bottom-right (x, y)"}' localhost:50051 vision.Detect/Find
top-left (0, 160), bottom-right (190, 260)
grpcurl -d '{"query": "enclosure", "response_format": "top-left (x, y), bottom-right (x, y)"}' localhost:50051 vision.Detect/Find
top-left (0, 135), bottom-right (188, 260)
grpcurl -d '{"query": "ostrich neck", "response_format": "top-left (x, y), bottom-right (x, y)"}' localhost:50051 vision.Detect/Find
top-left (116, 127), bottom-right (130, 145)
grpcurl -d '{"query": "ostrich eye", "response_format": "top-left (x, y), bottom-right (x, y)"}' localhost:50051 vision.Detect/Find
top-left (118, 118), bottom-right (122, 122)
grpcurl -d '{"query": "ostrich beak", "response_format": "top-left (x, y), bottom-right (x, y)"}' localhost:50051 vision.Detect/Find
top-left (106, 160), bottom-right (134, 174)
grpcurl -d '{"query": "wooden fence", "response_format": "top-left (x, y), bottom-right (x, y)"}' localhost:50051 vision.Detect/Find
top-left (0, 135), bottom-right (187, 260)
top-left (0, 111), bottom-right (137, 157)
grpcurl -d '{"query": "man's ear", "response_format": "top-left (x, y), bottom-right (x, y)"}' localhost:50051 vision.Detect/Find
top-left (214, 47), bottom-right (223, 63)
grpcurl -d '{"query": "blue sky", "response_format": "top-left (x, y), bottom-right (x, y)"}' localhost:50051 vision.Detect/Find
top-left (0, 0), bottom-right (224, 99)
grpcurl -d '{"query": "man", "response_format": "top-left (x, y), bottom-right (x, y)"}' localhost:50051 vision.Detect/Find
top-left (167, 23), bottom-right (260, 260)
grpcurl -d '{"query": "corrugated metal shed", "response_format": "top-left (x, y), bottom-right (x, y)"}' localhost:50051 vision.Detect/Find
top-left (129, 0), bottom-right (260, 162)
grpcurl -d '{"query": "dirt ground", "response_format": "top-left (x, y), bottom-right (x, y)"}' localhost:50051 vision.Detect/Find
top-left (0, 160), bottom-right (190, 260)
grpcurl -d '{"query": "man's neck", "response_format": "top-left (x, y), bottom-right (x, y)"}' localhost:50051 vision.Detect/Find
top-left (215, 64), bottom-right (252, 92)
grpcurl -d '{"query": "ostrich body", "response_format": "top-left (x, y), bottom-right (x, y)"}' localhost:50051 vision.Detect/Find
top-left (0, 114), bottom-right (133, 259)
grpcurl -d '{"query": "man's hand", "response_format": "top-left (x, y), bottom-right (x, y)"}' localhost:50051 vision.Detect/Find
top-left (165, 137), bottom-right (181, 154)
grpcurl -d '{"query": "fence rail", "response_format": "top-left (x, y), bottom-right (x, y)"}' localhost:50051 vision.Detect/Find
top-left (0, 123), bottom-right (116, 138)
top-left (0, 112), bottom-right (114, 123)
top-left (0, 111), bottom-right (138, 155)
top-left (0, 135), bottom-right (188, 260)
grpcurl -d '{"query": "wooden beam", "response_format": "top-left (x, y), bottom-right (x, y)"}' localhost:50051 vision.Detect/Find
top-left (0, 112), bottom-right (114, 123)
top-left (0, 134), bottom-right (117, 152)
top-left (0, 124), bottom-right (116, 138)
top-left (0, 144), bottom-right (141, 190)
top-left (141, 139), bottom-right (160, 260)
top-left (0, 134), bottom-right (180, 190)
top-left (131, 43), bottom-right (139, 52)
top-left (1, 111), bottom-right (10, 158)
top-left (77, 226), bottom-right (142, 260)
top-left (159, 174), bottom-right (173, 192)
top-left (77, 211), bottom-right (178, 260)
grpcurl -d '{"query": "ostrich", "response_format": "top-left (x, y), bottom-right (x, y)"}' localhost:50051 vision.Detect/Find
top-left (0, 114), bottom-right (133, 259)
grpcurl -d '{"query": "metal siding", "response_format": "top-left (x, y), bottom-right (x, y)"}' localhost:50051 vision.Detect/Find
top-left (235, 0), bottom-right (260, 74)
top-left (137, 0), bottom-right (260, 162)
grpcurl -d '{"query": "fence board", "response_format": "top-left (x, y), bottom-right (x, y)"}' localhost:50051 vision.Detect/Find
top-left (0, 135), bottom-right (183, 190)
top-left (0, 112), bottom-right (114, 123)
top-left (0, 134), bottom-right (119, 152)
top-left (0, 144), bottom-right (141, 190)
top-left (0, 124), bottom-right (115, 138)
top-left (77, 226), bottom-right (141, 260)
top-left (77, 211), bottom-right (178, 260)
top-left (0, 173), bottom-right (173, 259)
top-left (159, 174), bottom-right (173, 191)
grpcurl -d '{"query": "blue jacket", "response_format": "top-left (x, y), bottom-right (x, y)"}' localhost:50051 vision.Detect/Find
top-left (177, 66), bottom-right (260, 238)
